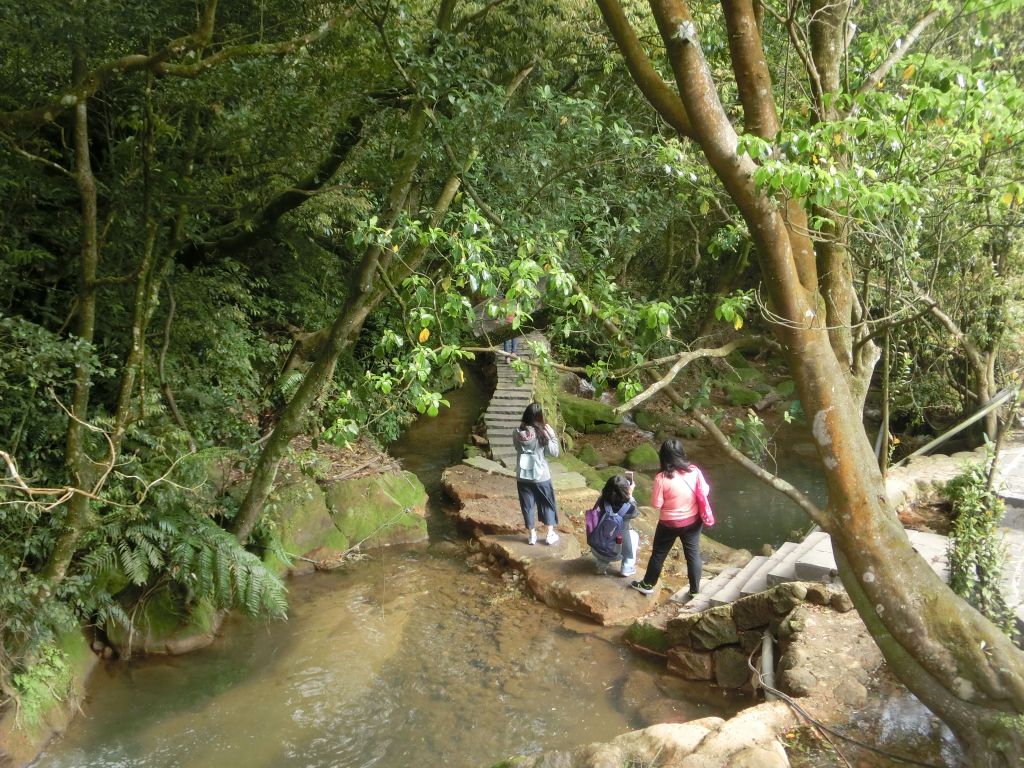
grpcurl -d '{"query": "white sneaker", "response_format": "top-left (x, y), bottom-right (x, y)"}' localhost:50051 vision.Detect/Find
top-left (528, 529), bottom-right (537, 545)
top-left (545, 531), bottom-right (560, 545)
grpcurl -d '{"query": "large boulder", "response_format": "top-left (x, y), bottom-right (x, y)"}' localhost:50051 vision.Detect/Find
top-left (497, 702), bottom-right (794, 767)
top-left (558, 393), bottom-right (623, 434)
top-left (263, 473), bottom-right (349, 573)
top-left (106, 587), bottom-right (225, 657)
top-left (625, 443), bottom-right (660, 471)
top-left (324, 470), bottom-right (428, 548)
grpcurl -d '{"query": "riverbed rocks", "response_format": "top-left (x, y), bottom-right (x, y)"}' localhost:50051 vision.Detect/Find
top-left (498, 701), bottom-right (795, 767)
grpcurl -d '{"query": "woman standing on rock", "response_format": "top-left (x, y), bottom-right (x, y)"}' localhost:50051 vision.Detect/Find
top-left (513, 402), bottom-right (561, 545)
top-left (631, 438), bottom-right (711, 598)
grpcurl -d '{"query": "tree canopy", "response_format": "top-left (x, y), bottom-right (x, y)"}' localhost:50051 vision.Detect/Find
top-left (1, 0), bottom-right (1023, 760)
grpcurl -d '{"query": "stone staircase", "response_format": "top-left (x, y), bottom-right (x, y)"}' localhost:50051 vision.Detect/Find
top-left (675, 529), bottom-right (951, 612)
top-left (483, 333), bottom-right (545, 470)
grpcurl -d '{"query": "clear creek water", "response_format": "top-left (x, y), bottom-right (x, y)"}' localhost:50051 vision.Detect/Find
top-left (34, 364), bottom-right (934, 768)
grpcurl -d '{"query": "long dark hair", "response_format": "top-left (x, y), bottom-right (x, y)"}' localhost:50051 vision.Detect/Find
top-left (600, 475), bottom-right (632, 508)
top-left (520, 402), bottom-right (549, 446)
top-left (659, 438), bottom-right (692, 478)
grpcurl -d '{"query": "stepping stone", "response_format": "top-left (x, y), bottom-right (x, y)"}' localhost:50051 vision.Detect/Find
top-left (741, 549), bottom-right (792, 596)
top-left (463, 456), bottom-right (516, 477)
top-left (671, 565), bottom-right (740, 608)
top-left (793, 533), bottom-right (840, 583)
top-left (768, 534), bottom-right (825, 586)
top-left (550, 471), bottom-right (589, 491)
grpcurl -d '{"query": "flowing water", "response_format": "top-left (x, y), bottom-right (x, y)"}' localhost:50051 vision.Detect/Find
top-left (33, 367), bottom-right (745, 768)
top-left (33, 365), bottom-right (942, 768)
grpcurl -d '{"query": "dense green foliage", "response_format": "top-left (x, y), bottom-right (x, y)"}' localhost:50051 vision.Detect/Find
top-left (1, 0), bottom-right (1023, 749)
top-left (946, 458), bottom-right (1017, 638)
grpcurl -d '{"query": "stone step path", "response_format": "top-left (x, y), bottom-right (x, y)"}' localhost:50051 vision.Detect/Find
top-left (483, 332), bottom-right (548, 470)
top-left (676, 528), bottom-right (959, 614)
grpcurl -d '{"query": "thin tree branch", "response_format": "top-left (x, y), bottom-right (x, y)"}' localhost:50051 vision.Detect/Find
top-left (854, 9), bottom-right (941, 97)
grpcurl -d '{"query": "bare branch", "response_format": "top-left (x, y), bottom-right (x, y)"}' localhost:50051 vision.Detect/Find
top-left (855, 9), bottom-right (941, 97)
top-left (614, 339), bottom-right (750, 412)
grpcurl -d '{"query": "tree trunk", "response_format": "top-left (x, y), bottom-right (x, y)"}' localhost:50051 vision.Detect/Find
top-left (601, 0), bottom-right (1024, 760)
top-left (44, 53), bottom-right (100, 584)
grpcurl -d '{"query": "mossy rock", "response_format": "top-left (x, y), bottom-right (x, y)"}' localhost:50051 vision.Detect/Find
top-left (107, 588), bottom-right (221, 657)
top-left (722, 381), bottom-right (762, 407)
top-left (550, 453), bottom-right (605, 490)
top-left (625, 442), bottom-right (660, 471)
top-left (264, 473), bottom-right (349, 573)
top-left (576, 443), bottom-right (603, 467)
top-left (632, 409), bottom-right (662, 432)
top-left (557, 393), bottom-right (623, 434)
top-left (0, 629), bottom-right (97, 767)
top-left (625, 619), bottom-right (669, 654)
top-left (324, 470), bottom-right (429, 548)
top-left (678, 424), bottom-right (703, 440)
top-left (727, 366), bottom-right (764, 384)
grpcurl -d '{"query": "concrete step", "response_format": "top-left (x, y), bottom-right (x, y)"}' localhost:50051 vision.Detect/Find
top-left (741, 547), bottom-right (794, 596)
top-left (794, 533), bottom-right (840, 584)
top-left (767, 534), bottom-right (824, 586)
top-left (712, 555), bottom-right (771, 605)
top-left (672, 565), bottom-right (741, 609)
top-left (492, 386), bottom-right (533, 397)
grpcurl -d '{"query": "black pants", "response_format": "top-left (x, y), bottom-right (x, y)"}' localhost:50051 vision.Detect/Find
top-left (641, 519), bottom-right (702, 594)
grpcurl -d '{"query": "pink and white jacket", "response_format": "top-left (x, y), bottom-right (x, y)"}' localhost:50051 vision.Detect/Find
top-left (651, 466), bottom-right (710, 527)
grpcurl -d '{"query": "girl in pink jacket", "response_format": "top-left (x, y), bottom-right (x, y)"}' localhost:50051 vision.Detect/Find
top-left (631, 438), bottom-right (710, 598)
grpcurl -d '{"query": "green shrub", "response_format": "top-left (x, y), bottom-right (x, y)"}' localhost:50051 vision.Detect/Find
top-left (945, 458), bottom-right (1016, 638)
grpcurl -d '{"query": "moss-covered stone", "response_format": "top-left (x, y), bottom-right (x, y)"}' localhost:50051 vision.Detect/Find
top-left (625, 442), bottom-right (660, 471)
top-left (557, 393), bottom-right (623, 434)
top-left (722, 381), bottom-right (762, 407)
top-left (264, 473), bottom-right (349, 573)
top-left (107, 588), bottom-right (222, 657)
top-left (0, 629), bottom-right (97, 768)
top-left (550, 453), bottom-right (605, 490)
top-left (632, 409), bottom-right (662, 432)
top-left (727, 366), bottom-right (764, 384)
top-left (324, 470), bottom-right (429, 548)
top-left (625, 619), bottom-right (669, 654)
top-left (576, 443), bottom-right (603, 467)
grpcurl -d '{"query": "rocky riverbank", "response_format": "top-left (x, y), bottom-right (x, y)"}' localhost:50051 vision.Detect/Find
top-left (444, 414), bottom-right (983, 766)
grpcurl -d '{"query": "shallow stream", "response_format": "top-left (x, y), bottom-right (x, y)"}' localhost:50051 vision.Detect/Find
top-left (32, 365), bottom-right (942, 767)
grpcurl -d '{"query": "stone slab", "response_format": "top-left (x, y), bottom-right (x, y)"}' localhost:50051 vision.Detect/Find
top-left (768, 534), bottom-right (825, 586)
top-left (742, 547), bottom-right (794, 596)
top-left (715, 556), bottom-right (770, 604)
top-left (463, 456), bottom-right (515, 477)
top-left (675, 566), bottom-right (740, 609)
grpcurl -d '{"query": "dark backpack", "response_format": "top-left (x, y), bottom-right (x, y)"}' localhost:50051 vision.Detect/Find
top-left (586, 501), bottom-right (632, 559)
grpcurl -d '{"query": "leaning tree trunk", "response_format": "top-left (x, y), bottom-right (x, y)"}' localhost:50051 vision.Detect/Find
top-left (599, 0), bottom-right (1024, 762)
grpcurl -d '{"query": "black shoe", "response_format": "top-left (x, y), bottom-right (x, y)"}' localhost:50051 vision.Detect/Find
top-left (630, 580), bottom-right (655, 595)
